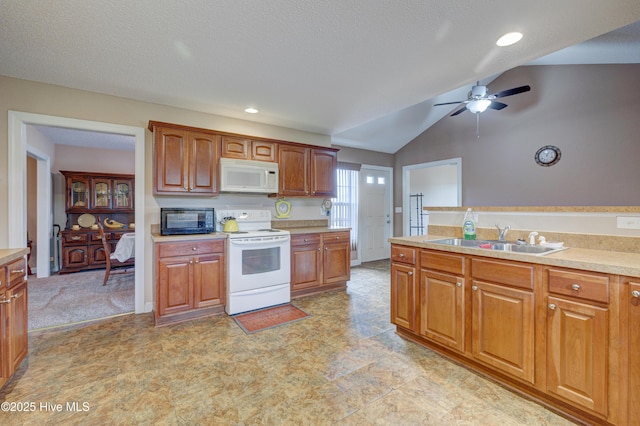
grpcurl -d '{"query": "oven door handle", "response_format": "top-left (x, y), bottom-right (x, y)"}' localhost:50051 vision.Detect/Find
top-left (229, 236), bottom-right (291, 246)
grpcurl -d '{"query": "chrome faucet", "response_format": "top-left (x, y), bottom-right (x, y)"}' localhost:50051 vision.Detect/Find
top-left (495, 224), bottom-right (510, 242)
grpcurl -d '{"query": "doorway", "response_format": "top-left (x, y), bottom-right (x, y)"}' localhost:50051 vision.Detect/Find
top-left (359, 165), bottom-right (393, 262)
top-left (402, 158), bottom-right (461, 236)
top-left (7, 111), bottom-right (148, 314)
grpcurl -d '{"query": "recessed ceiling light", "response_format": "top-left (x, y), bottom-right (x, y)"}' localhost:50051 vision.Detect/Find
top-left (244, 107), bottom-right (259, 114)
top-left (496, 32), bottom-right (523, 47)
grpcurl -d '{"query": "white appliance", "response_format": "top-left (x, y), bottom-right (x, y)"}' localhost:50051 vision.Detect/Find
top-left (217, 209), bottom-right (291, 315)
top-left (219, 158), bottom-right (279, 193)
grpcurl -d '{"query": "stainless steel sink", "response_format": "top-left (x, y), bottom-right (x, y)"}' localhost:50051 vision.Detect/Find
top-left (427, 238), bottom-right (568, 256)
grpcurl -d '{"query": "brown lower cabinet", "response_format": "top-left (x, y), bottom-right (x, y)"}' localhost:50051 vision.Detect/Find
top-left (390, 243), bottom-right (637, 426)
top-left (1, 256), bottom-right (28, 389)
top-left (290, 231), bottom-right (350, 298)
top-left (155, 239), bottom-right (225, 326)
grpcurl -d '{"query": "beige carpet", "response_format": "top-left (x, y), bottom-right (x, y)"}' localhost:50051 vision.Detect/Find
top-left (27, 270), bottom-right (134, 331)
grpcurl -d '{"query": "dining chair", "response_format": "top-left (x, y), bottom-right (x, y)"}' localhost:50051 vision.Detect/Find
top-left (97, 221), bottom-right (134, 286)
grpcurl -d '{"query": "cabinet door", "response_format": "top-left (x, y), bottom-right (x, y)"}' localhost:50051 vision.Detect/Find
top-left (154, 127), bottom-right (190, 193)
top-left (157, 257), bottom-right (193, 317)
top-left (278, 145), bottom-right (309, 196)
top-left (62, 246), bottom-right (89, 269)
top-left (310, 149), bottom-right (337, 197)
top-left (472, 280), bottom-right (535, 384)
top-left (67, 176), bottom-right (90, 210)
top-left (546, 296), bottom-right (608, 416)
top-left (193, 254), bottom-right (225, 309)
top-left (252, 141), bottom-right (276, 162)
top-left (89, 244), bottom-right (108, 266)
top-left (221, 136), bottom-right (250, 159)
top-left (390, 262), bottom-right (416, 331)
top-left (92, 177), bottom-right (112, 209)
top-left (0, 288), bottom-right (8, 388)
top-left (630, 281), bottom-right (640, 422)
top-left (189, 132), bottom-right (220, 194)
top-left (291, 243), bottom-right (322, 291)
top-left (323, 239), bottom-right (350, 284)
top-left (113, 179), bottom-right (133, 210)
top-left (7, 280), bottom-right (28, 372)
top-left (420, 270), bottom-right (464, 353)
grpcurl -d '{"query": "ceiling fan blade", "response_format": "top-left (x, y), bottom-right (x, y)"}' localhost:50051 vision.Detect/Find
top-left (434, 101), bottom-right (465, 106)
top-left (450, 106), bottom-right (467, 116)
top-left (488, 101), bottom-right (508, 110)
top-left (492, 85), bottom-right (531, 98)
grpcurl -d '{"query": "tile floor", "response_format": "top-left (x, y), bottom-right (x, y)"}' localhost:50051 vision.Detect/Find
top-left (1, 261), bottom-right (574, 425)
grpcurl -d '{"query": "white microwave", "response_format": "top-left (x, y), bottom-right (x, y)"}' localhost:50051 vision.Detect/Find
top-left (219, 158), bottom-right (279, 193)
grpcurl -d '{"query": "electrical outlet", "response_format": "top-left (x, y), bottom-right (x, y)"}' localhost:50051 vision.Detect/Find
top-left (617, 216), bottom-right (640, 229)
top-left (395, 207), bottom-right (402, 213)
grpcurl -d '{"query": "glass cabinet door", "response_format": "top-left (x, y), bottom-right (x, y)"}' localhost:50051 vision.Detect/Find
top-left (68, 178), bottom-right (89, 209)
top-left (93, 178), bottom-right (112, 209)
top-left (113, 179), bottom-right (133, 209)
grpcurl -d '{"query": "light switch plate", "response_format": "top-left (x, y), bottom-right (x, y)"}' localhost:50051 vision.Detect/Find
top-left (617, 216), bottom-right (640, 229)
top-left (395, 207), bottom-right (402, 213)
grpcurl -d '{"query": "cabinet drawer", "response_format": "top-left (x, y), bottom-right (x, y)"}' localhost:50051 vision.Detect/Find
top-left (291, 234), bottom-right (321, 247)
top-left (158, 240), bottom-right (224, 258)
top-left (472, 258), bottom-right (533, 290)
top-left (392, 245), bottom-right (416, 265)
top-left (7, 257), bottom-right (27, 288)
top-left (547, 268), bottom-right (609, 304)
top-left (421, 250), bottom-right (464, 275)
top-left (323, 231), bottom-right (350, 244)
top-left (62, 232), bottom-right (89, 244)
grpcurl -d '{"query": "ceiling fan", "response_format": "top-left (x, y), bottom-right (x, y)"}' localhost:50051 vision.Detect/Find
top-left (434, 82), bottom-right (531, 137)
top-left (434, 82), bottom-right (531, 116)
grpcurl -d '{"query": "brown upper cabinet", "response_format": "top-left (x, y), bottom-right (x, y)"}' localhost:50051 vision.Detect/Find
top-left (278, 145), bottom-right (337, 198)
top-left (221, 136), bottom-right (277, 162)
top-left (149, 121), bottom-right (338, 198)
top-left (151, 124), bottom-right (221, 195)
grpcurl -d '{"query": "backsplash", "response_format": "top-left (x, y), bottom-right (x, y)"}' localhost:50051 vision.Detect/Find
top-left (426, 206), bottom-right (640, 253)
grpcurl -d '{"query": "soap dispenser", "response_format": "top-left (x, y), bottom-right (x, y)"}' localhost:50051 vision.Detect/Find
top-left (462, 208), bottom-right (477, 240)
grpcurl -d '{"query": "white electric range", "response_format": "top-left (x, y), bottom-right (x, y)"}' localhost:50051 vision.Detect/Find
top-left (216, 209), bottom-right (291, 315)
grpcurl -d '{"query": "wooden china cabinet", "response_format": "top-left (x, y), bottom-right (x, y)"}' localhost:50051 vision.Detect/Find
top-left (60, 170), bottom-right (135, 274)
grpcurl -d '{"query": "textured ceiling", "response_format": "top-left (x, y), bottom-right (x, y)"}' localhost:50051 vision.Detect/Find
top-left (2, 1), bottom-right (639, 153)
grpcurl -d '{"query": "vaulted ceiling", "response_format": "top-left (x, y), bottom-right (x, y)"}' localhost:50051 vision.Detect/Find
top-left (2, 1), bottom-right (639, 153)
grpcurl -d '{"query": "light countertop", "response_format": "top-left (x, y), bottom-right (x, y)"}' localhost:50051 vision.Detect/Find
top-left (151, 232), bottom-right (228, 243)
top-left (389, 234), bottom-right (640, 278)
top-left (0, 248), bottom-right (29, 266)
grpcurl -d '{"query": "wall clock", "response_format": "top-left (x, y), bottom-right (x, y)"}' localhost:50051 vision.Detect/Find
top-left (275, 198), bottom-right (291, 218)
top-left (535, 145), bottom-right (561, 167)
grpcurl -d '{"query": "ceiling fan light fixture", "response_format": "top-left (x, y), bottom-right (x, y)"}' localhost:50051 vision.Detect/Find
top-left (244, 107), bottom-right (259, 114)
top-left (467, 99), bottom-right (491, 113)
top-left (496, 32), bottom-right (523, 47)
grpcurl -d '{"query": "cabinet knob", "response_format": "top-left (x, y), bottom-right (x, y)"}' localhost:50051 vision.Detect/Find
top-left (304, 238), bottom-right (308, 242)
top-left (548, 303), bottom-right (556, 310)
top-left (472, 285), bottom-right (478, 291)
top-left (632, 290), bottom-right (640, 298)
top-left (456, 282), bottom-right (462, 287)
top-left (189, 260), bottom-right (193, 264)
top-left (192, 247), bottom-right (197, 251)
top-left (12, 269), bottom-right (25, 275)
top-left (194, 259), bottom-right (199, 264)
top-left (0, 298), bottom-right (11, 304)
top-left (184, 186), bottom-right (188, 190)
top-left (571, 284), bottom-right (581, 291)
top-left (398, 253), bottom-right (405, 257)
top-left (318, 248), bottom-right (321, 251)
top-left (407, 271), bottom-right (413, 276)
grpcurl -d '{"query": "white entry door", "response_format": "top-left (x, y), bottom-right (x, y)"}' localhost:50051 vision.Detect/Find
top-left (359, 166), bottom-right (392, 262)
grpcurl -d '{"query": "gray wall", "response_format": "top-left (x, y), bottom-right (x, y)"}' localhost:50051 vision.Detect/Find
top-left (394, 64), bottom-right (640, 213)
top-left (335, 145), bottom-right (394, 167)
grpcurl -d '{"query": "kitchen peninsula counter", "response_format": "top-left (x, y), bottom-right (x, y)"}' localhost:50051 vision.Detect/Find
top-left (390, 234), bottom-right (640, 277)
top-left (0, 248), bottom-right (29, 265)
